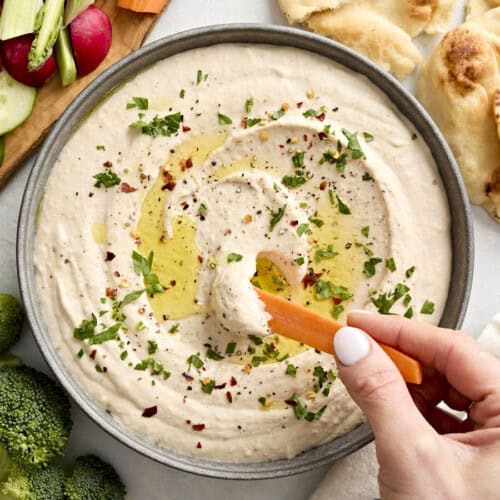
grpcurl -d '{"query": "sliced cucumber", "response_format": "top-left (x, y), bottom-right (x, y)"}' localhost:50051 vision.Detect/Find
top-left (0, 71), bottom-right (37, 136)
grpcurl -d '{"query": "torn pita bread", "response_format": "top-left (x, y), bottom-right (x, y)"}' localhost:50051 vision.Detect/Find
top-left (417, 8), bottom-right (500, 221)
top-left (307, 6), bottom-right (422, 79)
top-left (278, 0), bottom-right (457, 79)
top-left (466, 0), bottom-right (500, 20)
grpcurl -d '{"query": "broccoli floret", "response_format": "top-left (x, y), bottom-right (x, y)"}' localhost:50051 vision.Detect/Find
top-left (0, 445), bottom-right (12, 482)
top-left (0, 294), bottom-right (24, 353)
top-left (0, 354), bottom-right (22, 370)
top-left (65, 455), bottom-right (126, 500)
top-left (0, 460), bottom-right (65, 500)
top-left (0, 366), bottom-right (72, 467)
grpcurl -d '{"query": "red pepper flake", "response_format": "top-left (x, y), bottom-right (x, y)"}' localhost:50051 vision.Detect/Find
top-left (142, 406), bottom-right (158, 418)
top-left (285, 399), bottom-right (297, 407)
top-left (296, 102), bottom-right (303, 108)
top-left (303, 134), bottom-right (308, 141)
top-left (197, 255), bottom-right (203, 264)
top-left (214, 382), bottom-right (227, 390)
top-left (106, 287), bottom-right (117, 297)
top-left (230, 376), bottom-right (237, 386)
top-left (333, 297), bottom-right (342, 305)
top-left (114, 271), bottom-right (120, 277)
top-left (192, 423), bottom-right (205, 431)
top-left (319, 181), bottom-right (327, 191)
top-left (226, 391), bottom-right (233, 403)
top-left (186, 157), bottom-right (193, 169)
top-left (279, 144), bottom-right (285, 149)
top-left (290, 220), bottom-right (298, 227)
top-left (316, 112), bottom-right (326, 122)
top-left (302, 272), bottom-right (322, 289)
top-left (103, 160), bottom-right (113, 168)
top-left (120, 182), bottom-right (137, 193)
top-left (90, 349), bottom-right (97, 360)
top-left (318, 132), bottom-right (327, 141)
top-left (161, 181), bottom-right (176, 191)
top-left (182, 125), bottom-right (191, 132)
top-left (196, 442), bottom-right (202, 449)
top-left (241, 118), bottom-right (248, 129)
top-left (105, 251), bottom-right (116, 262)
top-left (182, 372), bottom-right (194, 382)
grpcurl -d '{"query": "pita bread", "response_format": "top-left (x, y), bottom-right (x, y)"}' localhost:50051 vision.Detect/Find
top-left (417, 8), bottom-right (500, 220)
top-left (466, 0), bottom-right (500, 20)
top-left (278, 0), bottom-right (457, 79)
top-left (307, 6), bottom-right (422, 79)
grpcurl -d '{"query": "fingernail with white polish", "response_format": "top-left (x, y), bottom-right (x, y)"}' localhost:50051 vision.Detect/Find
top-left (348, 309), bottom-right (374, 315)
top-left (334, 326), bottom-right (371, 366)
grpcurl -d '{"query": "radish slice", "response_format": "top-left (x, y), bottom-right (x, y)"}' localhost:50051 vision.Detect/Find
top-left (70, 6), bottom-right (111, 77)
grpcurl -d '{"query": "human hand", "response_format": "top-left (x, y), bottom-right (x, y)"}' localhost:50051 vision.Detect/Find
top-left (333, 312), bottom-right (500, 500)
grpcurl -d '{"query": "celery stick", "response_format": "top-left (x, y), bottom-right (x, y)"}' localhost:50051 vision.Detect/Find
top-left (28, 0), bottom-right (65, 71)
top-left (0, 0), bottom-right (42, 41)
top-left (65, 0), bottom-right (95, 26)
top-left (55, 27), bottom-right (77, 87)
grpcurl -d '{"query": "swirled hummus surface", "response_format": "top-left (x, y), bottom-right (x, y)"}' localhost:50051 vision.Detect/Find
top-left (35, 44), bottom-right (451, 462)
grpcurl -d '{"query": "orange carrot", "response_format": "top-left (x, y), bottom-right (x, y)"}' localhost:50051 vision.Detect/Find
top-left (255, 288), bottom-right (423, 385)
top-left (117, 0), bottom-right (169, 14)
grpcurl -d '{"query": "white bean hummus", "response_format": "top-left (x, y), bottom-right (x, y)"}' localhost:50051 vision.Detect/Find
top-left (35, 44), bottom-right (451, 462)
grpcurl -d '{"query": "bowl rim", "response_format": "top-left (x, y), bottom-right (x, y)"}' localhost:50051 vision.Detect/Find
top-left (17, 23), bottom-right (474, 480)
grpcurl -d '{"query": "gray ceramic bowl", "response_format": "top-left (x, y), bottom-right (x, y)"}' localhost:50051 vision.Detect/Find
top-left (17, 24), bottom-right (473, 480)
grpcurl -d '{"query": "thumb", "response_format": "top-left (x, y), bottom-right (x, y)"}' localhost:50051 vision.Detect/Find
top-left (334, 326), bottom-right (429, 441)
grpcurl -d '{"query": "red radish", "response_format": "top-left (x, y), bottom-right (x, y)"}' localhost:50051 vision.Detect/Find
top-left (0, 35), bottom-right (57, 88)
top-left (70, 6), bottom-right (112, 77)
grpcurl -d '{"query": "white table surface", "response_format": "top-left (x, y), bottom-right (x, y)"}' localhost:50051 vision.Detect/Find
top-left (1, 1), bottom-right (499, 499)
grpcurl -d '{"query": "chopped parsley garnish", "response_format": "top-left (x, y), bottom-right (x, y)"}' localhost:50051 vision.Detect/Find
top-left (126, 97), bottom-right (149, 110)
top-left (336, 196), bottom-right (351, 215)
top-left (363, 132), bottom-right (374, 142)
top-left (121, 289), bottom-right (146, 307)
top-left (270, 108), bottom-right (286, 120)
top-left (198, 202), bottom-right (208, 216)
top-left (88, 324), bottom-right (121, 345)
top-left (227, 252), bottom-right (243, 263)
top-left (295, 256), bottom-right (305, 265)
top-left (309, 218), bottom-right (324, 228)
top-left (135, 358), bottom-right (170, 379)
top-left (179, 89), bottom-right (185, 98)
top-left (355, 241), bottom-right (374, 257)
top-left (302, 108), bottom-right (319, 118)
top-left (406, 266), bottom-right (416, 278)
top-left (120, 351), bottom-right (128, 361)
top-left (420, 300), bottom-right (435, 314)
top-left (196, 69), bottom-right (207, 85)
top-left (364, 257), bottom-right (383, 277)
top-left (147, 340), bottom-right (158, 355)
top-left (332, 304), bottom-right (344, 319)
top-left (258, 397), bottom-right (267, 407)
top-left (136, 321), bottom-right (146, 331)
top-left (315, 244), bottom-right (338, 263)
top-left (249, 335), bottom-right (263, 345)
top-left (342, 128), bottom-right (365, 159)
top-left (93, 170), bottom-right (121, 188)
top-left (200, 379), bottom-right (216, 394)
top-left (129, 112), bottom-right (182, 137)
top-left (77, 348), bottom-right (84, 358)
top-left (282, 173), bottom-right (306, 188)
top-left (297, 223), bottom-right (309, 236)
top-left (319, 149), bottom-right (347, 173)
top-left (206, 348), bottom-right (225, 361)
top-left (403, 294), bottom-right (412, 307)
top-left (169, 323), bottom-right (180, 334)
top-left (226, 341), bottom-right (237, 354)
top-left (361, 226), bottom-right (370, 237)
top-left (246, 117), bottom-right (261, 127)
top-left (217, 112), bottom-right (233, 125)
top-left (286, 364), bottom-right (297, 377)
top-left (245, 97), bottom-right (253, 113)
top-left (187, 353), bottom-right (204, 371)
top-left (74, 313), bottom-right (97, 340)
top-left (287, 394), bottom-right (326, 421)
top-left (362, 172), bottom-right (373, 181)
top-left (371, 283), bottom-right (410, 314)
top-left (386, 258), bottom-right (397, 272)
top-left (292, 151), bottom-right (305, 168)
top-left (96, 145), bottom-right (105, 151)
top-left (315, 280), bottom-right (353, 301)
top-left (132, 251), bottom-right (165, 295)
top-left (404, 307), bottom-right (414, 319)
top-left (267, 205), bottom-right (286, 232)
top-left (251, 356), bottom-right (267, 367)
top-left (313, 365), bottom-right (327, 390)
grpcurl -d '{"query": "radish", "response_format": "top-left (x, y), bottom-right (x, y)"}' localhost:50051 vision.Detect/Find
top-left (1, 34), bottom-right (56, 87)
top-left (70, 6), bottom-right (112, 77)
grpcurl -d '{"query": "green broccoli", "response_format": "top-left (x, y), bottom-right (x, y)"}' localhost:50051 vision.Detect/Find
top-left (0, 460), bottom-right (65, 500)
top-left (0, 445), bottom-right (12, 482)
top-left (0, 366), bottom-right (72, 467)
top-left (65, 455), bottom-right (126, 500)
top-left (0, 294), bottom-right (24, 353)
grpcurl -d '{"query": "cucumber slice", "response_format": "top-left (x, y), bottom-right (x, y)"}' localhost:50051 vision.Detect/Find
top-left (0, 71), bottom-right (37, 136)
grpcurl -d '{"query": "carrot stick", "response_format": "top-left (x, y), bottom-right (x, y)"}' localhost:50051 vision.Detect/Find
top-left (117, 0), bottom-right (169, 14)
top-left (255, 288), bottom-right (423, 384)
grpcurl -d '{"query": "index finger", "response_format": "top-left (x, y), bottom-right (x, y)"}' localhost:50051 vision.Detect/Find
top-left (347, 312), bottom-right (500, 403)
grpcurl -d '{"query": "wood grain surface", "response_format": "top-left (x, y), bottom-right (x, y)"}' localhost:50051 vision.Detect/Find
top-left (0, 0), bottom-right (168, 190)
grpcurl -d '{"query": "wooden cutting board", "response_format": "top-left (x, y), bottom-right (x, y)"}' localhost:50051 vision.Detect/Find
top-left (0, 0), bottom-right (169, 190)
